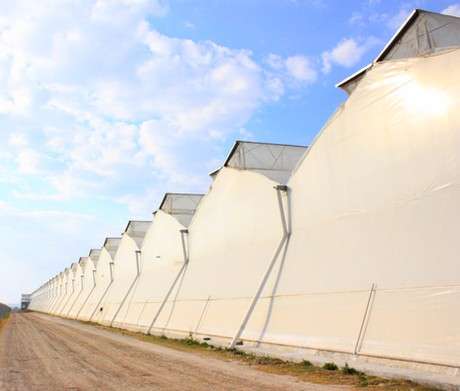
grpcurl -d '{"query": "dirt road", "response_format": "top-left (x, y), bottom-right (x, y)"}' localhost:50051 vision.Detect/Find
top-left (0, 313), bottom-right (348, 391)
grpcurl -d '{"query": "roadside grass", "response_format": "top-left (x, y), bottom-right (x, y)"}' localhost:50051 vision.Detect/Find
top-left (72, 318), bottom-right (438, 391)
top-left (0, 313), bottom-right (10, 333)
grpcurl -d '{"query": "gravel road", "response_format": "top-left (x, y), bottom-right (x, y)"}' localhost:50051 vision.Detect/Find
top-left (0, 313), bottom-right (348, 391)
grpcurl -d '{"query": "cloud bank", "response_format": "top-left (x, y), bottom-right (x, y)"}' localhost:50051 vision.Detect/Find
top-left (0, 0), bottom-right (380, 303)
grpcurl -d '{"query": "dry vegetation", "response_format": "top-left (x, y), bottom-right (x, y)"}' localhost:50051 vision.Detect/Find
top-left (0, 318), bottom-right (8, 332)
top-left (0, 304), bottom-right (10, 333)
top-left (80, 320), bottom-right (439, 391)
top-left (0, 314), bottom-right (10, 333)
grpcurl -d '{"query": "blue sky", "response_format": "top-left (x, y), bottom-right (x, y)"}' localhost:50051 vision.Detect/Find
top-left (1, 0), bottom-right (459, 304)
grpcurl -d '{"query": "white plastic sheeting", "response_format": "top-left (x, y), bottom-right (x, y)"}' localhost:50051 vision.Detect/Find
top-left (112, 193), bottom-right (204, 332)
top-left (145, 141), bottom-right (306, 339)
top-left (48, 273), bottom-right (65, 314)
top-left (65, 258), bottom-right (87, 318)
top-left (255, 48), bottom-right (460, 367)
top-left (77, 239), bottom-right (120, 321)
top-left (67, 256), bottom-right (93, 319)
top-left (27, 283), bottom-right (47, 312)
top-left (70, 250), bottom-right (100, 319)
top-left (59, 262), bottom-right (81, 316)
top-left (52, 268), bottom-right (71, 315)
top-left (32, 277), bottom-right (53, 313)
top-left (93, 222), bottom-right (151, 326)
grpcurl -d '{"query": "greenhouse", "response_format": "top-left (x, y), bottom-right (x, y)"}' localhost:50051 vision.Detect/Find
top-left (27, 8), bottom-right (460, 381)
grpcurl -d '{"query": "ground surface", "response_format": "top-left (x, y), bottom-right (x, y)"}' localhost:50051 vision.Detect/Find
top-left (0, 313), bottom-right (348, 391)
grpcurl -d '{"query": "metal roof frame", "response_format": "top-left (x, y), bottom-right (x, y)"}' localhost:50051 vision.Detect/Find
top-left (336, 9), bottom-right (460, 89)
top-left (88, 248), bottom-right (101, 257)
top-left (158, 193), bottom-right (205, 213)
top-left (103, 237), bottom-right (121, 248)
top-left (123, 220), bottom-right (152, 234)
top-left (209, 140), bottom-right (307, 177)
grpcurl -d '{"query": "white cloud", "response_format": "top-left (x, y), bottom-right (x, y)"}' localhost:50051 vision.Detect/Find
top-left (0, 199), bottom-right (111, 305)
top-left (90, 0), bottom-right (169, 20)
top-left (116, 188), bottom-right (163, 217)
top-left (349, 12), bottom-right (364, 26)
top-left (0, 201), bottom-right (94, 222)
top-left (285, 56), bottom-right (317, 83)
top-left (442, 4), bottom-right (460, 17)
top-left (16, 149), bottom-right (41, 174)
top-left (1, 0), bottom-right (305, 204)
top-left (265, 53), bottom-right (284, 70)
top-left (0, 0), bottom-right (319, 302)
top-left (321, 37), bottom-right (380, 74)
top-left (265, 54), bottom-right (317, 85)
top-left (8, 133), bottom-right (29, 147)
top-left (349, 4), bottom-right (413, 31)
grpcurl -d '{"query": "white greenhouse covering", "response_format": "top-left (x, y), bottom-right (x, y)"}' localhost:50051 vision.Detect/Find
top-left (59, 262), bottom-right (81, 316)
top-left (93, 221), bottom-right (151, 326)
top-left (111, 193), bottom-right (204, 331)
top-left (148, 142), bottom-right (305, 341)
top-left (47, 273), bottom-right (64, 314)
top-left (71, 250), bottom-right (100, 319)
top-left (66, 256), bottom-right (91, 319)
top-left (28, 9), bottom-right (460, 385)
top-left (273, 46), bottom-right (460, 367)
top-left (77, 238), bottom-right (121, 321)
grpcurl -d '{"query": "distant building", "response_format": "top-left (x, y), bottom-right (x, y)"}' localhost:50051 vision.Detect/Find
top-left (21, 294), bottom-right (31, 310)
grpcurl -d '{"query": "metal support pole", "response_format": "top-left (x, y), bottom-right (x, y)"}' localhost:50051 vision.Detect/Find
top-left (110, 250), bottom-right (142, 327)
top-left (76, 269), bottom-right (97, 319)
top-left (66, 275), bottom-right (84, 318)
top-left (353, 283), bottom-right (376, 355)
top-left (54, 284), bottom-right (64, 313)
top-left (57, 282), bottom-right (71, 315)
top-left (194, 295), bottom-right (211, 336)
top-left (229, 185), bottom-right (290, 349)
top-left (180, 229), bottom-right (189, 263)
top-left (146, 229), bottom-right (189, 335)
top-left (89, 262), bottom-right (114, 321)
top-left (57, 283), bottom-right (66, 313)
top-left (53, 283), bottom-right (64, 314)
top-left (53, 284), bottom-right (63, 313)
top-left (47, 286), bottom-right (56, 313)
top-left (49, 285), bottom-right (59, 313)
top-left (60, 279), bottom-right (75, 315)
top-left (62, 279), bottom-right (75, 314)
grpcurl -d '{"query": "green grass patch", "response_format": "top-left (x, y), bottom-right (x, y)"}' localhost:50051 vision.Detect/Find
top-left (45, 313), bottom-right (440, 391)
